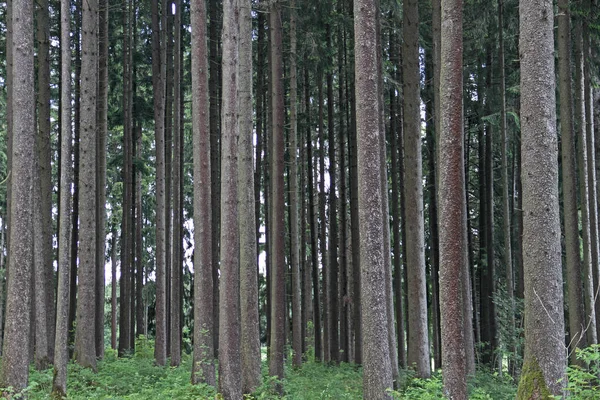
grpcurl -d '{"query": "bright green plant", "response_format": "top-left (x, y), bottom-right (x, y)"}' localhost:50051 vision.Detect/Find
top-left (554, 344), bottom-right (600, 399)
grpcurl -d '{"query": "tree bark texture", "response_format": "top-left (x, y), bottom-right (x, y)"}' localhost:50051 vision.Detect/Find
top-left (517, 0), bottom-right (566, 395)
top-left (268, 1), bottom-right (286, 393)
top-left (74, 0), bottom-right (98, 370)
top-left (191, 0), bottom-right (215, 386)
top-left (354, 0), bottom-right (393, 396)
top-left (1, 0), bottom-right (34, 390)
top-left (52, 0), bottom-right (73, 392)
top-left (439, 0), bottom-right (468, 397)
top-left (151, 0), bottom-right (167, 366)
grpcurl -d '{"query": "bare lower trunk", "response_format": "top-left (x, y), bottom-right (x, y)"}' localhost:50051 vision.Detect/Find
top-left (517, 0), bottom-right (566, 395)
top-left (354, 0), bottom-right (393, 397)
top-left (190, 0), bottom-right (215, 385)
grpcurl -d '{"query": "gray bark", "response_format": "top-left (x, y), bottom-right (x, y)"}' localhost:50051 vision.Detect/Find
top-left (151, 0), bottom-right (167, 366)
top-left (238, 0), bottom-right (261, 391)
top-left (574, 18), bottom-right (597, 346)
top-left (218, 0), bottom-right (242, 398)
top-left (52, 0), bottom-right (73, 392)
top-left (268, 0), bottom-right (286, 393)
top-left (558, 0), bottom-right (586, 359)
top-left (353, 0), bottom-right (393, 397)
top-left (95, 0), bottom-right (108, 360)
top-left (34, 0), bottom-right (53, 369)
top-left (74, 0), bottom-right (98, 369)
top-left (170, 0), bottom-right (182, 367)
top-left (289, 0), bottom-right (302, 369)
top-left (517, 0), bottom-right (566, 395)
top-left (0, 0), bottom-right (34, 390)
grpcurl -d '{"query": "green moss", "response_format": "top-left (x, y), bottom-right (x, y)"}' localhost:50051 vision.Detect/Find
top-left (516, 358), bottom-right (552, 399)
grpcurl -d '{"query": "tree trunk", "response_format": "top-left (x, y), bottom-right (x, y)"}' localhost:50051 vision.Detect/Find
top-left (74, 0), bottom-right (98, 369)
top-left (326, 25), bottom-right (340, 365)
top-left (574, 17), bottom-right (597, 347)
top-left (217, 1), bottom-right (242, 398)
top-left (354, 0), bottom-right (393, 396)
top-left (582, 0), bottom-right (600, 342)
top-left (151, 0), bottom-right (167, 366)
top-left (111, 233), bottom-right (117, 350)
top-left (403, 0), bottom-right (430, 378)
top-left (289, 0), bottom-right (302, 369)
top-left (95, 0), bottom-right (108, 359)
top-left (306, 66), bottom-right (322, 362)
top-left (52, 1), bottom-right (74, 391)
top-left (118, 0), bottom-right (132, 356)
top-left (191, 0), bottom-right (215, 385)
top-left (68, 0), bottom-right (81, 354)
top-left (557, 0), bottom-right (586, 360)
top-left (169, 0), bottom-right (182, 367)
top-left (1, 0), bottom-right (34, 390)
top-left (238, 0), bottom-right (261, 391)
top-left (516, 0), bottom-right (566, 395)
top-left (209, 0), bottom-right (221, 358)
top-left (268, 1), bottom-right (286, 394)
top-left (35, 0), bottom-right (54, 368)
top-left (438, 0), bottom-right (467, 396)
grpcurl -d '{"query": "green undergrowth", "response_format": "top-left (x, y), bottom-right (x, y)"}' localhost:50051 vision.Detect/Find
top-left (9, 342), bottom-right (521, 399)
top-left (391, 369), bottom-right (516, 399)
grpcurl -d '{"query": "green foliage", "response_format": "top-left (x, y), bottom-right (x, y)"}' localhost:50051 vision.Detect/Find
top-left (390, 370), bottom-right (516, 399)
top-left (555, 344), bottom-right (600, 399)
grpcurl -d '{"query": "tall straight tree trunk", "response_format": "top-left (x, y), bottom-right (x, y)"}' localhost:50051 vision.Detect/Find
top-left (0, 0), bottom-right (34, 390)
top-left (191, 0), bottom-right (215, 385)
top-left (151, 0), bottom-right (167, 366)
top-left (289, 0), bottom-right (302, 369)
top-left (119, 0), bottom-right (132, 356)
top-left (582, 0), bottom-right (600, 342)
top-left (338, 12), bottom-right (349, 361)
top-left (218, 1), bottom-right (242, 397)
top-left (516, 0), bottom-right (566, 394)
top-left (95, 0), bottom-right (108, 359)
top-left (348, 63), bottom-right (361, 365)
top-left (354, 0), bottom-right (393, 396)
top-left (558, 0), bottom-right (586, 359)
top-left (52, 0), bottom-right (73, 392)
top-left (431, 0), bottom-right (443, 372)
top-left (424, 51), bottom-right (441, 370)
top-left (238, 0), bottom-right (260, 391)
top-left (375, 8), bottom-right (399, 383)
top-left (163, 2), bottom-right (173, 357)
top-left (326, 25), bottom-right (340, 365)
top-left (317, 71), bottom-right (329, 363)
top-left (68, 0), bottom-right (81, 349)
top-left (111, 233), bottom-right (117, 350)
top-left (574, 18), bottom-right (597, 346)
top-left (403, 0), bottom-right (430, 378)
top-left (74, 0), bottom-right (98, 369)
top-left (170, 0), bottom-right (183, 367)
top-left (269, 0), bottom-right (286, 392)
top-left (34, 0), bottom-right (52, 370)
top-left (438, 0), bottom-right (467, 396)
top-left (306, 66), bottom-right (323, 362)
top-left (209, 0), bottom-right (221, 357)
top-left (498, 0), bottom-right (518, 372)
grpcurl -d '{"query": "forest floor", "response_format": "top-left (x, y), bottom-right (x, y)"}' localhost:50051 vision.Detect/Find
top-left (20, 342), bottom-right (516, 399)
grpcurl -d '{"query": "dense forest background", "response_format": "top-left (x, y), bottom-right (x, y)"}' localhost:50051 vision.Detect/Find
top-left (0, 0), bottom-right (599, 398)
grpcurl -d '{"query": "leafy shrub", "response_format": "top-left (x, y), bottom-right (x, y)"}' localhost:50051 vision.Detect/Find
top-left (556, 344), bottom-right (600, 399)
